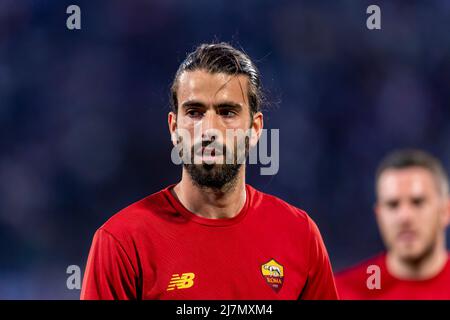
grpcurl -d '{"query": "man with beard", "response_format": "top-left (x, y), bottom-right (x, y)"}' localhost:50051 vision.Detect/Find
top-left (335, 149), bottom-right (450, 299)
top-left (81, 43), bottom-right (338, 300)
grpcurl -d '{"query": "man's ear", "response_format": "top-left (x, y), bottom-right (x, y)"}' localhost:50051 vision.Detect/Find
top-left (249, 111), bottom-right (263, 147)
top-left (373, 202), bottom-right (379, 216)
top-left (443, 196), bottom-right (450, 227)
top-left (168, 111), bottom-right (178, 146)
top-left (373, 201), bottom-right (382, 225)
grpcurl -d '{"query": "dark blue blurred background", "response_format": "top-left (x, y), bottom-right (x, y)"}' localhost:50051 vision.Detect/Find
top-left (1, 0), bottom-right (449, 299)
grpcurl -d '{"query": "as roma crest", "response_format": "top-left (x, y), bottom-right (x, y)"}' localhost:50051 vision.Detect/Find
top-left (261, 258), bottom-right (284, 292)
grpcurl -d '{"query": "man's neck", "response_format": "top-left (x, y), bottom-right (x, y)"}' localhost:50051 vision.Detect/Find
top-left (172, 168), bottom-right (247, 220)
top-left (386, 242), bottom-right (448, 280)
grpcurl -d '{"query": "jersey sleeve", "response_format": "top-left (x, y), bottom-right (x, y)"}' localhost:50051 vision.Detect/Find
top-left (299, 218), bottom-right (339, 300)
top-left (80, 228), bottom-right (138, 300)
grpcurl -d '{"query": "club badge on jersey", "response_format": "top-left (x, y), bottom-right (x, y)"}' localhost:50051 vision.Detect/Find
top-left (261, 259), bottom-right (284, 292)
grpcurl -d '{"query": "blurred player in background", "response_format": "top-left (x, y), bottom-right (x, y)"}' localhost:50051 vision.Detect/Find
top-left (80, 42), bottom-right (338, 300)
top-left (336, 149), bottom-right (450, 299)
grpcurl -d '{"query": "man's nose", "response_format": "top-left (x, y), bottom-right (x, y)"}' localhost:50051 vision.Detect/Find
top-left (397, 203), bottom-right (415, 224)
top-left (199, 111), bottom-right (221, 140)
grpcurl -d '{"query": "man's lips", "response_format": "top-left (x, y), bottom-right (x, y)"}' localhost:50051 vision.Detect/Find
top-left (202, 147), bottom-right (216, 156)
top-left (196, 146), bottom-right (223, 157)
top-left (396, 230), bottom-right (418, 242)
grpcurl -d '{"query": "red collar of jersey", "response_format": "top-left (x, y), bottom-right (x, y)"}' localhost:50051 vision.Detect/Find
top-left (380, 252), bottom-right (450, 284)
top-left (163, 184), bottom-right (252, 227)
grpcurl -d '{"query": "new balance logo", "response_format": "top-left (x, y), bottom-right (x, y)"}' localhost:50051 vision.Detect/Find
top-left (167, 273), bottom-right (195, 291)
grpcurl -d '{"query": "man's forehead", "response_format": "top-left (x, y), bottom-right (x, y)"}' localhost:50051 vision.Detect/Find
top-left (177, 70), bottom-right (249, 103)
top-left (378, 167), bottom-right (435, 197)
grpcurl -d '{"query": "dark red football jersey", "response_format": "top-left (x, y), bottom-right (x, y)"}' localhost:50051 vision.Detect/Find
top-left (81, 184), bottom-right (338, 300)
top-left (335, 253), bottom-right (450, 299)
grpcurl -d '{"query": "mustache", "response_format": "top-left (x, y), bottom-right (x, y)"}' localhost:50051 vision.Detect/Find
top-left (192, 140), bottom-right (227, 156)
top-left (174, 135), bottom-right (250, 165)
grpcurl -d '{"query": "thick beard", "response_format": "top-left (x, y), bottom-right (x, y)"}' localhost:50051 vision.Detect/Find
top-left (184, 163), bottom-right (242, 192)
top-left (181, 135), bottom-right (249, 192)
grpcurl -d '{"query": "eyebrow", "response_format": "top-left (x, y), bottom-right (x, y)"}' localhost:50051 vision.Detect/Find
top-left (181, 100), bottom-right (243, 111)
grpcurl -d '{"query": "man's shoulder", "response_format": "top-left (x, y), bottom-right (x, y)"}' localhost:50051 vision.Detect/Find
top-left (98, 186), bottom-right (176, 239)
top-left (247, 184), bottom-right (313, 227)
top-left (335, 253), bottom-right (385, 283)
